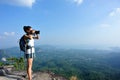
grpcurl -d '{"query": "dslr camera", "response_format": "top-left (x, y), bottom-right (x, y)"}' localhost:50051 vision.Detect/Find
top-left (35, 30), bottom-right (40, 34)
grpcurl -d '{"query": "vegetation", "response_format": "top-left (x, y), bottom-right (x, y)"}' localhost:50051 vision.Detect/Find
top-left (1, 46), bottom-right (120, 80)
top-left (0, 62), bottom-right (4, 66)
top-left (7, 57), bottom-right (25, 70)
top-left (33, 47), bottom-right (120, 80)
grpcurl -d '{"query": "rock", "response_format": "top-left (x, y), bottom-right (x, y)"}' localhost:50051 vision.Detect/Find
top-left (0, 69), bottom-right (7, 76)
top-left (0, 65), bottom-right (14, 76)
top-left (33, 72), bottom-right (67, 80)
top-left (34, 72), bottom-right (52, 80)
top-left (0, 69), bottom-right (67, 80)
top-left (3, 65), bottom-right (14, 74)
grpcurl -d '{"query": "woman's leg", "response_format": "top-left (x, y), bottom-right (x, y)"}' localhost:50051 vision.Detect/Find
top-left (27, 58), bottom-right (33, 80)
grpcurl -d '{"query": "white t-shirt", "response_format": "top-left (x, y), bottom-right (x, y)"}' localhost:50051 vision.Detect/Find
top-left (25, 39), bottom-right (35, 54)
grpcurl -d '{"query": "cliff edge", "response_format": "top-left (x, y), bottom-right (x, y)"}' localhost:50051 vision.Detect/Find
top-left (0, 66), bottom-right (67, 80)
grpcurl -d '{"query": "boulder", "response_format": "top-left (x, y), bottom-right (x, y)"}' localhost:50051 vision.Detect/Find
top-left (0, 69), bottom-right (7, 76)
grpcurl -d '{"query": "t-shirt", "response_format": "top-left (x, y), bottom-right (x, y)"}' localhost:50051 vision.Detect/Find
top-left (25, 39), bottom-right (35, 54)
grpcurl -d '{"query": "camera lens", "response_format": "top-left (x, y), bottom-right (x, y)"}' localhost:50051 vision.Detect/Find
top-left (35, 31), bottom-right (40, 34)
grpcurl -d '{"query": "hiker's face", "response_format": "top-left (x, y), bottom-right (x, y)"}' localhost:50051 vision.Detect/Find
top-left (27, 28), bottom-right (35, 34)
top-left (26, 28), bottom-right (33, 34)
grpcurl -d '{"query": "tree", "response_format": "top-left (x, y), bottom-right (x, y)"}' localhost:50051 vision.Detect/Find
top-left (7, 57), bottom-right (25, 70)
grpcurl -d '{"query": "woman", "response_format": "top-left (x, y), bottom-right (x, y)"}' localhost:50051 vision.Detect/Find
top-left (23, 26), bottom-right (39, 80)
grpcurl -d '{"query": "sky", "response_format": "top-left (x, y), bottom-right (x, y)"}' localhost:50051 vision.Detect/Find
top-left (0, 0), bottom-right (120, 49)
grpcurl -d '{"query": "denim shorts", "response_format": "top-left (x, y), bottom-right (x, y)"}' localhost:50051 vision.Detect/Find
top-left (25, 53), bottom-right (35, 59)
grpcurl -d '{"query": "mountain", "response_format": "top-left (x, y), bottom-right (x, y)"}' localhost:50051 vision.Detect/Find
top-left (0, 49), bottom-right (9, 60)
top-left (1, 45), bottom-right (120, 80)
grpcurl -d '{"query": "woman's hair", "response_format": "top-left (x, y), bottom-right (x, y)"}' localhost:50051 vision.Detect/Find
top-left (23, 26), bottom-right (32, 33)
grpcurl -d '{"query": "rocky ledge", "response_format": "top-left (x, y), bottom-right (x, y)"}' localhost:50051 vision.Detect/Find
top-left (0, 66), bottom-right (67, 80)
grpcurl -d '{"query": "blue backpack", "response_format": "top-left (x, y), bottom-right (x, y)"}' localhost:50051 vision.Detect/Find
top-left (19, 35), bottom-right (26, 52)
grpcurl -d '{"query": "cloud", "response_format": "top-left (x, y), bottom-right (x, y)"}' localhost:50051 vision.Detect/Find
top-left (73, 0), bottom-right (83, 5)
top-left (99, 8), bottom-right (120, 29)
top-left (0, 32), bottom-right (15, 39)
top-left (109, 8), bottom-right (120, 17)
top-left (66, 0), bottom-right (83, 5)
top-left (4, 32), bottom-right (15, 36)
top-left (100, 24), bottom-right (111, 28)
top-left (0, 0), bottom-right (36, 8)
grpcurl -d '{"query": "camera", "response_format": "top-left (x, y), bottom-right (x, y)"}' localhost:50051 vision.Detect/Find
top-left (35, 30), bottom-right (40, 34)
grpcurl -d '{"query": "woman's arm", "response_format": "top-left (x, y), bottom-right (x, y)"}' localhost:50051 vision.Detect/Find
top-left (33, 34), bottom-right (39, 39)
top-left (24, 35), bottom-right (32, 40)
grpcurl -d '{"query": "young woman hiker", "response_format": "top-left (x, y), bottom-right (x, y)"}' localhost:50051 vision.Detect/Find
top-left (23, 26), bottom-right (40, 80)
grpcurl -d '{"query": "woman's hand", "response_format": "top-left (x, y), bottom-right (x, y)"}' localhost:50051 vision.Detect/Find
top-left (33, 34), bottom-right (39, 39)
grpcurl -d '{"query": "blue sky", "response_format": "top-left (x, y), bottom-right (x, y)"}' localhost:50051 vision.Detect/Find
top-left (0, 0), bottom-right (120, 49)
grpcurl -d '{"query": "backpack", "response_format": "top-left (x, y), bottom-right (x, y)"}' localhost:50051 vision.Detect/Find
top-left (19, 35), bottom-right (26, 52)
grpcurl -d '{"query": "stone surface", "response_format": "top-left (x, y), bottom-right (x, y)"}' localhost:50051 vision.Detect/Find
top-left (0, 70), bottom-right (67, 80)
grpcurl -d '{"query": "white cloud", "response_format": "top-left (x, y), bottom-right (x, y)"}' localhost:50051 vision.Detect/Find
top-left (0, 0), bottom-right (36, 8)
top-left (100, 23), bottom-right (111, 28)
top-left (4, 32), bottom-right (15, 36)
top-left (67, 0), bottom-right (83, 5)
top-left (109, 8), bottom-right (120, 17)
top-left (0, 32), bottom-right (15, 39)
top-left (73, 0), bottom-right (83, 5)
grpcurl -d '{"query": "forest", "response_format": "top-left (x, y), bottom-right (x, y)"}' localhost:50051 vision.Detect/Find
top-left (0, 45), bottom-right (120, 80)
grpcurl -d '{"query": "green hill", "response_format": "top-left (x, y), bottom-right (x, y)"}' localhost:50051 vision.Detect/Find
top-left (1, 46), bottom-right (120, 80)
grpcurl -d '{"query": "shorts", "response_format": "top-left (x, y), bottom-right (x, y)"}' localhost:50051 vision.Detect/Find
top-left (25, 53), bottom-right (35, 59)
